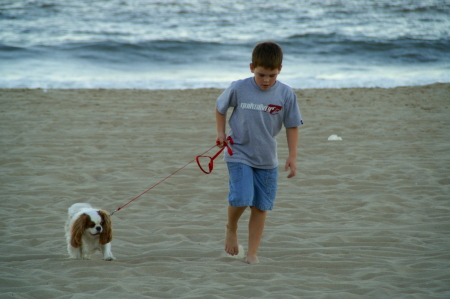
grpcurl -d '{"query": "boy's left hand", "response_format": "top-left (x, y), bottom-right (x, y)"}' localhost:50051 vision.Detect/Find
top-left (285, 158), bottom-right (297, 178)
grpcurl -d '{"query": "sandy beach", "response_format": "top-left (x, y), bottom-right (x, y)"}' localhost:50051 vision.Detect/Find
top-left (1, 84), bottom-right (449, 298)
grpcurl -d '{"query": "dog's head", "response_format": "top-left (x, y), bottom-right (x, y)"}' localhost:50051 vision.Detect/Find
top-left (70, 209), bottom-right (113, 248)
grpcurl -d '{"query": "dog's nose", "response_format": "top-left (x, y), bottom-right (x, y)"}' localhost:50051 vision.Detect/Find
top-left (96, 226), bottom-right (102, 232)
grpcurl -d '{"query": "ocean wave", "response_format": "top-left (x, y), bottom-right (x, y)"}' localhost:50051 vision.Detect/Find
top-left (1, 0), bottom-right (449, 89)
top-left (285, 33), bottom-right (450, 63)
top-left (0, 40), bottom-right (250, 68)
top-left (3, 35), bottom-right (448, 66)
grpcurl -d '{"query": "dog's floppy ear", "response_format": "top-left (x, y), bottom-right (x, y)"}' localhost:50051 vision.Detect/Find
top-left (70, 214), bottom-right (89, 248)
top-left (98, 210), bottom-right (113, 245)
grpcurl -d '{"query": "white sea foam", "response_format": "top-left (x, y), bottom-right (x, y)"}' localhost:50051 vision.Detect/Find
top-left (1, 64), bottom-right (447, 90)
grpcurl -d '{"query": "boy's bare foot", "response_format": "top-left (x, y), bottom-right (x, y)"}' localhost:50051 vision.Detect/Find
top-left (224, 225), bottom-right (239, 256)
top-left (246, 255), bottom-right (260, 264)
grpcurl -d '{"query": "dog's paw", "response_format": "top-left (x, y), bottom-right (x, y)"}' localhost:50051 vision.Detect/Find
top-left (103, 256), bottom-right (115, 261)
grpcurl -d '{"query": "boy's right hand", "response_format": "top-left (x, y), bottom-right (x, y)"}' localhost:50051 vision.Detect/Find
top-left (216, 132), bottom-right (227, 148)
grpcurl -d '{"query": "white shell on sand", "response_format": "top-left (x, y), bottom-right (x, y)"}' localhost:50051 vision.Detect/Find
top-left (328, 134), bottom-right (343, 141)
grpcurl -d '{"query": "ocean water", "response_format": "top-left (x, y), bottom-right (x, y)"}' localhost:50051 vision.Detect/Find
top-left (1, 0), bottom-right (449, 89)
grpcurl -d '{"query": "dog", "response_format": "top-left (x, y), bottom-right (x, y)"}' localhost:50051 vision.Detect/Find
top-left (65, 203), bottom-right (115, 260)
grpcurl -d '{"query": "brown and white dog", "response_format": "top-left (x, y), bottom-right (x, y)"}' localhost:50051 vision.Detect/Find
top-left (65, 203), bottom-right (115, 260)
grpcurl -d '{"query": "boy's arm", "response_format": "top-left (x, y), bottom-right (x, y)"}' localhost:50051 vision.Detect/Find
top-left (216, 108), bottom-right (227, 147)
top-left (285, 126), bottom-right (299, 178)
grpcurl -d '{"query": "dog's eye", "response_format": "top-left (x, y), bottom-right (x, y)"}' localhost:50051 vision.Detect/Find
top-left (100, 221), bottom-right (104, 226)
top-left (88, 222), bottom-right (95, 228)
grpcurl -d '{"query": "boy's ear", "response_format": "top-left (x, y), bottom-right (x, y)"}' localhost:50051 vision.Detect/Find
top-left (249, 63), bottom-right (255, 73)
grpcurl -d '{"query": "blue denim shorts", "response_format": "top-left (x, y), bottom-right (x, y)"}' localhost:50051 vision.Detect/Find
top-left (227, 162), bottom-right (278, 211)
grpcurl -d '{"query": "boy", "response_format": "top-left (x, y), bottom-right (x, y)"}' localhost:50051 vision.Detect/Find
top-left (215, 41), bottom-right (303, 264)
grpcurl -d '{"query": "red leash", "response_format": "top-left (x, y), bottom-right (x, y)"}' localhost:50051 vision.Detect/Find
top-left (110, 138), bottom-right (233, 216)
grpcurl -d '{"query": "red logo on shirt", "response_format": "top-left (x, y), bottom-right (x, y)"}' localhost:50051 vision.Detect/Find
top-left (266, 105), bottom-right (282, 115)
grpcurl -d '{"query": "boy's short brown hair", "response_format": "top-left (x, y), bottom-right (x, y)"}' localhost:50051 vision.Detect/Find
top-left (252, 41), bottom-right (283, 70)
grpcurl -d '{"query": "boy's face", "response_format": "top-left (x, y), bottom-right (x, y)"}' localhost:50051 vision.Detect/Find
top-left (250, 63), bottom-right (282, 91)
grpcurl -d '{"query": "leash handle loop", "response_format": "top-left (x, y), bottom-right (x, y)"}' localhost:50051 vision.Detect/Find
top-left (196, 137), bottom-right (234, 174)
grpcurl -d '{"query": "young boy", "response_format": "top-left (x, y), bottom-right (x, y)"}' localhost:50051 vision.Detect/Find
top-left (215, 41), bottom-right (303, 264)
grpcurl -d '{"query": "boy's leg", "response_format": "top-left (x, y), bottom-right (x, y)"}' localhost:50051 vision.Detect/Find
top-left (225, 162), bottom-right (253, 256)
top-left (225, 205), bottom-right (247, 256)
top-left (246, 167), bottom-right (277, 264)
top-left (247, 206), bottom-right (267, 264)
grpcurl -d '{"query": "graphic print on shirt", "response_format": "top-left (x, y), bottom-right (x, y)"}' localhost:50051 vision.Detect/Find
top-left (240, 103), bottom-right (282, 115)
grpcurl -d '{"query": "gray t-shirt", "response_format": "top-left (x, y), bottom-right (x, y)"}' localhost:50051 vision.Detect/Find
top-left (216, 77), bottom-right (303, 169)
